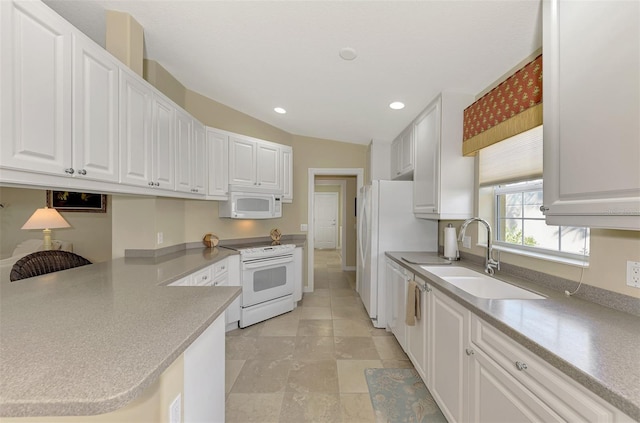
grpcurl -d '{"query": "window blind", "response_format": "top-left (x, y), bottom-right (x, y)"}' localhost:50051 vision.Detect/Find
top-left (478, 125), bottom-right (543, 186)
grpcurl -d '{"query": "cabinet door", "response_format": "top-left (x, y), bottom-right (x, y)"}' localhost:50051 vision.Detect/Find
top-left (151, 93), bottom-right (175, 190)
top-left (192, 120), bottom-right (206, 195)
top-left (543, 0), bottom-right (640, 230)
top-left (0, 0), bottom-right (73, 175)
top-left (206, 128), bottom-right (229, 199)
top-left (429, 288), bottom-right (469, 423)
top-left (281, 146), bottom-right (293, 202)
top-left (229, 136), bottom-right (256, 187)
top-left (119, 68), bottom-right (152, 187)
top-left (175, 108), bottom-right (193, 193)
top-left (413, 97), bottom-right (441, 215)
top-left (399, 127), bottom-right (414, 175)
top-left (406, 275), bottom-right (429, 382)
top-left (256, 142), bottom-right (280, 190)
top-left (390, 137), bottom-right (401, 178)
top-left (73, 34), bottom-right (119, 182)
top-left (469, 347), bottom-right (563, 423)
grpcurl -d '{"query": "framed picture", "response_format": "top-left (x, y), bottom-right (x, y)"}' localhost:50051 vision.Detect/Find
top-left (46, 191), bottom-right (107, 213)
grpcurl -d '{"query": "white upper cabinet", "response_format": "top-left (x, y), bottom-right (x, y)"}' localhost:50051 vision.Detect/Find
top-left (0, 0), bottom-right (73, 176)
top-left (175, 108), bottom-right (193, 193)
top-left (151, 92), bottom-right (175, 191)
top-left (206, 128), bottom-right (229, 200)
top-left (192, 120), bottom-right (206, 195)
top-left (413, 93), bottom-right (475, 220)
top-left (119, 67), bottom-right (153, 188)
top-left (229, 136), bottom-right (256, 187)
top-left (72, 33), bottom-right (119, 182)
top-left (542, 0), bottom-right (640, 230)
top-left (281, 145), bottom-right (293, 203)
top-left (391, 127), bottom-right (414, 180)
top-left (229, 135), bottom-right (281, 193)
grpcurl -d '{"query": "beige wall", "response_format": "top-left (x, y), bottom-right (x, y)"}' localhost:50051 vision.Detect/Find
top-left (0, 187), bottom-right (112, 263)
top-left (144, 59), bottom-right (187, 108)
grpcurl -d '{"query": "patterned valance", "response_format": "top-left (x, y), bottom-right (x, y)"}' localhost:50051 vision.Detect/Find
top-left (462, 54), bottom-right (542, 156)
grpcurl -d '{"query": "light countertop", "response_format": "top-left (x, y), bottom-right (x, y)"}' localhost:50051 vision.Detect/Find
top-left (386, 251), bottom-right (640, 421)
top-left (0, 247), bottom-right (241, 417)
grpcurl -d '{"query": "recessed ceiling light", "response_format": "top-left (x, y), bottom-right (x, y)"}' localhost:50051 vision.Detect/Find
top-left (274, 107), bottom-right (287, 114)
top-left (389, 101), bottom-right (405, 110)
top-left (339, 47), bottom-right (358, 61)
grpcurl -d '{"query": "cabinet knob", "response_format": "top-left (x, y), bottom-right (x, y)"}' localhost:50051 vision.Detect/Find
top-left (465, 348), bottom-right (475, 356)
top-left (154, 182), bottom-right (160, 187)
top-left (203, 275), bottom-right (208, 280)
top-left (64, 168), bottom-right (75, 175)
top-left (539, 206), bottom-right (549, 212)
top-left (78, 169), bottom-right (87, 175)
top-left (515, 361), bottom-right (528, 371)
top-left (149, 181), bottom-right (154, 186)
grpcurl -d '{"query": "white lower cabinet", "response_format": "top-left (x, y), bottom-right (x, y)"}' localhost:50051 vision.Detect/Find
top-left (405, 274), bottom-right (429, 382)
top-left (385, 259), bottom-right (408, 351)
top-left (428, 287), bottom-right (470, 423)
top-left (417, 284), bottom-right (634, 423)
top-left (469, 315), bottom-right (633, 423)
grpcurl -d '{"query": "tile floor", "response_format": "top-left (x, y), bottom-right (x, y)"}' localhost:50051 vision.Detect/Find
top-left (225, 249), bottom-right (414, 423)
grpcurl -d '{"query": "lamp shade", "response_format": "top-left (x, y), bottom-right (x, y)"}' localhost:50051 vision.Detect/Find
top-left (21, 207), bottom-right (70, 230)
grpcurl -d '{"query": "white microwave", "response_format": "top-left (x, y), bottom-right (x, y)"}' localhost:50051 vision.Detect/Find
top-left (219, 192), bottom-right (282, 219)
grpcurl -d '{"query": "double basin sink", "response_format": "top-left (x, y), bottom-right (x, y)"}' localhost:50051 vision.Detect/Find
top-left (420, 266), bottom-right (545, 300)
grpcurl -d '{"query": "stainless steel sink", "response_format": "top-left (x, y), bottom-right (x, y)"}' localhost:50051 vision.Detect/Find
top-left (420, 266), bottom-right (545, 300)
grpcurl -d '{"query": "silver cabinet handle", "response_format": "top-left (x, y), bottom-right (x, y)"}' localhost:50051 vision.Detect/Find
top-left (465, 348), bottom-right (475, 356)
top-left (515, 361), bottom-right (528, 371)
top-left (78, 169), bottom-right (87, 175)
top-left (64, 168), bottom-right (74, 174)
top-left (540, 206), bottom-right (549, 212)
top-left (203, 275), bottom-right (208, 280)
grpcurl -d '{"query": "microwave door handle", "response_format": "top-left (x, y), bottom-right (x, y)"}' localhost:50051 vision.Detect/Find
top-left (243, 257), bottom-right (293, 269)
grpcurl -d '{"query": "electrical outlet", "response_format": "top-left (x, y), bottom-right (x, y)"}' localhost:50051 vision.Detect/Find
top-left (626, 261), bottom-right (640, 288)
top-left (157, 232), bottom-right (164, 245)
top-left (169, 394), bottom-right (181, 423)
top-left (462, 236), bottom-right (471, 249)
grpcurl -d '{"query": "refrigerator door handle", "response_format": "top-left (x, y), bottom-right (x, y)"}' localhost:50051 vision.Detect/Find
top-left (358, 188), bottom-right (367, 265)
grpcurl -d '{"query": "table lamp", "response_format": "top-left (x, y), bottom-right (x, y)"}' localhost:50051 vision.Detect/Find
top-left (21, 207), bottom-right (70, 250)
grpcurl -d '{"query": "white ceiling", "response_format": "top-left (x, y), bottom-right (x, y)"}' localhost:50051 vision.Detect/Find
top-left (44, 0), bottom-right (542, 145)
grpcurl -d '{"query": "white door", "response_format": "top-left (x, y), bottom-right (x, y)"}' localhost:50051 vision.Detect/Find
top-left (206, 129), bottom-right (229, 199)
top-left (256, 143), bottom-right (280, 190)
top-left (175, 108), bottom-right (193, 193)
top-left (151, 92), bottom-right (175, 191)
top-left (314, 192), bottom-right (339, 249)
top-left (192, 120), bottom-right (206, 195)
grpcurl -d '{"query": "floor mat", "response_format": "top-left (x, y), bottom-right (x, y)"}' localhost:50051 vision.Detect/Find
top-left (364, 368), bottom-right (448, 423)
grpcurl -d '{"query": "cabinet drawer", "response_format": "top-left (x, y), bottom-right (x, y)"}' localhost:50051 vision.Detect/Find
top-left (470, 316), bottom-right (631, 422)
top-left (213, 260), bottom-right (228, 278)
top-left (191, 266), bottom-right (213, 286)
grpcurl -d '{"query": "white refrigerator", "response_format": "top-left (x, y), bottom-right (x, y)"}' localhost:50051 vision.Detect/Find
top-left (357, 180), bottom-right (438, 328)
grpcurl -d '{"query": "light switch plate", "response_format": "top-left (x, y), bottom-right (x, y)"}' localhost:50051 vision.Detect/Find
top-left (157, 232), bottom-right (164, 244)
top-left (300, 224), bottom-right (308, 232)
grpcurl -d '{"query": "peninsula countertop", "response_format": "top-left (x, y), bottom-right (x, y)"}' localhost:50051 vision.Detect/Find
top-left (386, 251), bottom-right (640, 421)
top-left (0, 247), bottom-right (241, 417)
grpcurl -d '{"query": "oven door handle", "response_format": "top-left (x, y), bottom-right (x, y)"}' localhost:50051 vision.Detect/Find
top-left (243, 256), bottom-right (294, 269)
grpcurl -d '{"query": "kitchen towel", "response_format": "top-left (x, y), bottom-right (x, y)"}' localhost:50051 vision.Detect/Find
top-left (443, 225), bottom-right (458, 260)
top-left (405, 280), bottom-right (421, 326)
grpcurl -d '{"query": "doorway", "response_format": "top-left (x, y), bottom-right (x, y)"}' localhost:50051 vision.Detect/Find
top-left (314, 192), bottom-right (339, 250)
top-left (307, 168), bottom-right (364, 293)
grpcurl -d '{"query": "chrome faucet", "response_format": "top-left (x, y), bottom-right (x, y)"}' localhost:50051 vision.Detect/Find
top-left (458, 217), bottom-right (500, 275)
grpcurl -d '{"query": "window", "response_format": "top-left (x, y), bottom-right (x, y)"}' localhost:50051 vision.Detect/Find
top-left (478, 126), bottom-right (589, 264)
top-left (494, 179), bottom-right (589, 259)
